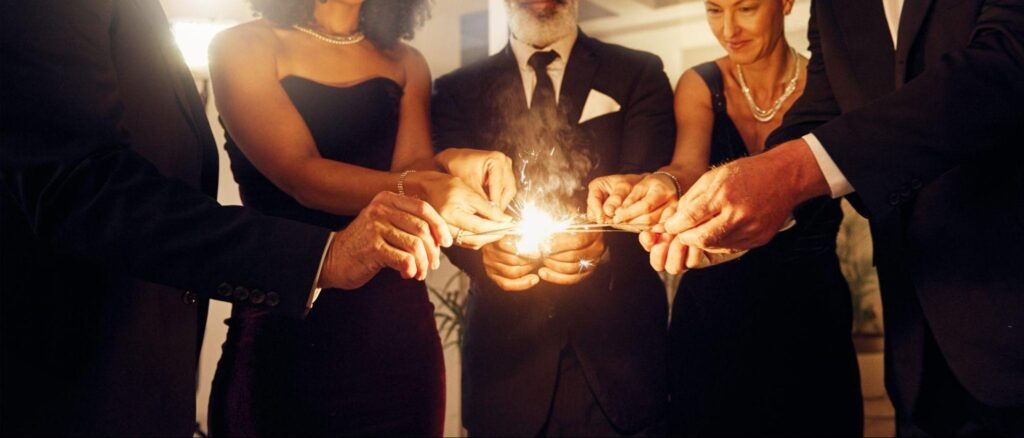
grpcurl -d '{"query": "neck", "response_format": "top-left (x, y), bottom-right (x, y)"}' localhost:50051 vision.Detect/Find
top-left (312, 1), bottom-right (361, 35)
top-left (739, 38), bottom-right (792, 91)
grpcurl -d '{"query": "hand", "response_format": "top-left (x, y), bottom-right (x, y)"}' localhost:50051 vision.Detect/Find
top-left (482, 236), bottom-right (541, 291)
top-left (612, 172), bottom-right (679, 225)
top-left (435, 148), bottom-right (517, 210)
top-left (319, 192), bottom-right (452, 289)
top-left (539, 232), bottom-right (606, 286)
top-left (586, 174), bottom-right (645, 224)
top-left (659, 140), bottom-right (828, 252)
top-left (407, 171), bottom-right (513, 249)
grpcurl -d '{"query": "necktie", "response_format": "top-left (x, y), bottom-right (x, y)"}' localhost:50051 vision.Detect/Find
top-left (528, 51), bottom-right (559, 111)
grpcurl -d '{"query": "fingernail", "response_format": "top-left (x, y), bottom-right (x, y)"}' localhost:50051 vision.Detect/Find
top-left (433, 260), bottom-right (440, 270)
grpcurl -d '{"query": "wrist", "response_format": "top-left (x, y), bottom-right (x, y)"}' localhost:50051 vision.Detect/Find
top-left (772, 139), bottom-right (831, 202)
top-left (404, 170), bottom-right (448, 199)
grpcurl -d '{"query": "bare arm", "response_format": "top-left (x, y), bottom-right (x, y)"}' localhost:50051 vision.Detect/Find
top-left (210, 25), bottom-right (406, 216)
top-left (664, 68), bottom-right (715, 191)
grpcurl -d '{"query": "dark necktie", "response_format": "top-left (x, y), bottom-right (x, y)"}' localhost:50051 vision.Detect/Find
top-left (528, 51), bottom-right (559, 111)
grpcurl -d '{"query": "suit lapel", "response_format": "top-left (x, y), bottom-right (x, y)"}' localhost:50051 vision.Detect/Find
top-left (560, 31), bottom-right (600, 126)
top-left (493, 44), bottom-right (529, 117)
top-left (895, 0), bottom-right (936, 84)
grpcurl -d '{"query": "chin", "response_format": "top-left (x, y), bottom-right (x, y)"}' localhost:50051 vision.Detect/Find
top-left (508, 0), bottom-right (578, 47)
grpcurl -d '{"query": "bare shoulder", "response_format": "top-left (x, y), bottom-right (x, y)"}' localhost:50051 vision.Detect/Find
top-left (675, 67), bottom-right (712, 110)
top-left (209, 19), bottom-right (281, 60)
top-left (391, 42), bottom-right (431, 85)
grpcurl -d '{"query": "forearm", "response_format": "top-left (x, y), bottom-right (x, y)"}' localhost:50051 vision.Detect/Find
top-left (282, 159), bottom-right (406, 216)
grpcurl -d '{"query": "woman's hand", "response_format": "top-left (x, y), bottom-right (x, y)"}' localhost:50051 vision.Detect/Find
top-left (406, 171), bottom-right (513, 249)
top-left (320, 192), bottom-right (452, 289)
top-left (586, 174), bottom-right (645, 224)
top-left (612, 172), bottom-right (679, 225)
top-left (435, 148), bottom-right (517, 211)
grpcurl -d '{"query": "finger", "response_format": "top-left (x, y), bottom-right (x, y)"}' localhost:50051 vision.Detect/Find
top-left (675, 213), bottom-right (735, 251)
top-left (456, 233), bottom-right (504, 250)
top-left (387, 210), bottom-right (440, 270)
top-left (375, 239), bottom-right (419, 280)
top-left (466, 193), bottom-right (513, 222)
top-left (539, 267), bottom-right (591, 285)
top-left (381, 227), bottom-right (430, 281)
top-left (685, 245), bottom-right (707, 269)
top-left (615, 192), bottom-right (671, 224)
top-left (639, 231), bottom-right (659, 252)
top-left (547, 232), bottom-right (599, 256)
top-left (450, 209), bottom-right (511, 235)
top-left (649, 240), bottom-right (670, 272)
top-left (663, 177), bottom-right (717, 234)
top-left (485, 244), bottom-right (537, 266)
top-left (484, 258), bottom-right (539, 279)
top-left (541, 257), bottom-right (594, 275)
top-left (586, 188), bottom-right (608, 223)
top-left (603, 194), bottom-right (625, 218)
top-left (385, 192), bottom-right (453, 248)
top-left (486, 270), bottom-right (540, 291)
top-left (494, 159), bottom-right (518, 210)
top-left (619, 183), bottom-right (648, 211)
top-left (665, 238), bottom-right (687, 275)
top-left (547, 238), bottom-right (603, 263)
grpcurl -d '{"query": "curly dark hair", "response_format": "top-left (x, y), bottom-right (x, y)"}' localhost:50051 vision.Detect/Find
top-left (248, 0), bottom-right (431, 49)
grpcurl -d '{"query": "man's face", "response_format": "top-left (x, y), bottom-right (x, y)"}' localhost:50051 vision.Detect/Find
top-left (505, 0), bottom-right (579, 47)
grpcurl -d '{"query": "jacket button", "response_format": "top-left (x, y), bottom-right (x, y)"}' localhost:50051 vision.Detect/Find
top-left (266, 292), bottom-right (280, 307)
top-left (888, 193), bottom-right (901, 206)
top-left (910, 178), bottom-right (923, 190)
top-left (181, 291), bottom-right (197, 305)
top-left (217, 283), bottom-right (232, 297)
top-left (547, 306), bottom-right (556, 320)
top-left (899, 185), bottom-right (912, 198)
top-left (233, 287), bottom-right (250, 301)
top-left (250, 289), bottom-right (266, 305)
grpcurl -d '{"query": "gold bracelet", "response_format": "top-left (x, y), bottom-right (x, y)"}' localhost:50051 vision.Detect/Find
top-left (652, 171), bottom-right (682, 198)
top-left (397, 170), bottom-right (416, 196)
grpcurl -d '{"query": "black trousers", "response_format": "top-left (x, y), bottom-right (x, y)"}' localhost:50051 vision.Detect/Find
top-left (538, 347), bottom-right (663, 437)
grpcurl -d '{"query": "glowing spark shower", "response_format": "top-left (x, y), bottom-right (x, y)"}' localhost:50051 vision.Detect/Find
top-left (510, 202), bottom-right (573, 257)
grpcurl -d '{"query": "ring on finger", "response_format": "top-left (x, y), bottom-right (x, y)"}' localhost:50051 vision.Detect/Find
top-left (455, 228), bottom-right (466, 246)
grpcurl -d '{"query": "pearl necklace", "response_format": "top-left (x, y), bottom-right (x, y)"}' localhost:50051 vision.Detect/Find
top-left (735, 47), bottom-right (801, 123)
top-left (292, 25), bottom-right (365, 45)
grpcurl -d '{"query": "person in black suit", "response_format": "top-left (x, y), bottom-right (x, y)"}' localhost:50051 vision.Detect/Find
top-left (654, 0), bottom-right (1024, 435)
top-left (431, 0), bottom-right (676, 435)
top-left (0, 1), bottom-right (453, 435)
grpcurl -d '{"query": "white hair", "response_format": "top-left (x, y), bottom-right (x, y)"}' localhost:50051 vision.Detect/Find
top-left (507, 0), bottom-right (579, 47)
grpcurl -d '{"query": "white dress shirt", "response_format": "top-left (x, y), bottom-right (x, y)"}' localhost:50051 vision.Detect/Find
top-left (509, 29), bottom-right (579, 108)
top-left (803, 0), bottom-right (904, 198)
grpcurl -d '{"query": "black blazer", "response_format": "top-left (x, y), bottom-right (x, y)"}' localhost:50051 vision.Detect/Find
top-left (1, 1), bottom-right (330, 435)
top-left (432, 33), bottom-right (676, 436)
top-left (767, 0), bottom-right (1024, 424)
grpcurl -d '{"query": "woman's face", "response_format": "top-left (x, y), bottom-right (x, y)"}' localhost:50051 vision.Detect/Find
top-left (705, 0), bottom-right (793, 65)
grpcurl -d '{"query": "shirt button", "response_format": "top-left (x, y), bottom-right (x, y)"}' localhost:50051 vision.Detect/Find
top-left (217, 283), bottom-right (232, 298)
top-left (547, 306), bottom-right (556, 319)
top-left (233, 287), bottom-right (250, 301)
top-left (266, 292), bottom-right (281, 307)
top-left (181, 291), bottom-right (197, 305)
top-left (250, 289), bottom-right (266, 305)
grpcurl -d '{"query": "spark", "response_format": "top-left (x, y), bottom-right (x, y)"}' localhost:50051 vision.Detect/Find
top-left (578, 258), bottom-right (594, 273)
top-left (513, 202), bottom-right (572, 257)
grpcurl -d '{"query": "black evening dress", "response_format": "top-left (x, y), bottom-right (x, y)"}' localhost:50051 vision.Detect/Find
top-left (667, 62), bottom-right (863, 436)
top-left (209, 76), bottom-right (445, 437)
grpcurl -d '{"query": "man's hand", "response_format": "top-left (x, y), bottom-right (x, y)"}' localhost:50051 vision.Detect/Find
top-left (482, 236), bottom-right (541, 291)
top-left (407, 171), bottom-right (513, 249)
top-left (612, 172), bottom-right (679, 225)
top-left (435, 148), bottom-right (517, 211)
top-left (586, 174), bottom-right (645, 223)
top-left (539, 232), bottom-right (606, 286)
top-left (319, 192), bottom-right (452, 289)
top-left (659, 140), bottom-right (829, 252)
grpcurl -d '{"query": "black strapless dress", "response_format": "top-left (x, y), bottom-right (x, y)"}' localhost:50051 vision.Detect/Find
top-left (209, 77), bottom-right (444, 437)
top-left (666, 63), bottom-right (863, 436)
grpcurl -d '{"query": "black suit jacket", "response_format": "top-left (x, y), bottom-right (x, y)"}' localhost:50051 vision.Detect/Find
top-left (767, 0), bottom-right (1024, 429)
top-left (432, 33), bottom-right (675, 436)
top-left (1, 1), bottom-right (330, 435)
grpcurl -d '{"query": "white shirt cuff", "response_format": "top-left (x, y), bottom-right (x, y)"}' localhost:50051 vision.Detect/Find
top-left (306, 231), bottom-right (336, 311)
top-left (802, 134), bottom-right (855, 198)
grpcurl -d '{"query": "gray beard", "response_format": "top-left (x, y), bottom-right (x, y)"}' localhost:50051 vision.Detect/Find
top-left (508, 2), bottom-right (578, 47)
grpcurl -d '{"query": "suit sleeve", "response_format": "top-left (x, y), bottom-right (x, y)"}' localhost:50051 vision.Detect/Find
top-left (430, 74), bottom-right (489, 280)
top-left (806, 0), bottom-right (1024, 218)
top-left (617, 54), bottom-right (677, 174)
top-left (0, 1), bottom-right (329, 319)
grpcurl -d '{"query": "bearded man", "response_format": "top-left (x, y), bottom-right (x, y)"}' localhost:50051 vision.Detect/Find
top-left (431, 0), bottom-right (676, 436)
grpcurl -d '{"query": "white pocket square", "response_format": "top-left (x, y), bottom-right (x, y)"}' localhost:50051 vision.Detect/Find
top-left (578, 89), bottom-right (621, 124)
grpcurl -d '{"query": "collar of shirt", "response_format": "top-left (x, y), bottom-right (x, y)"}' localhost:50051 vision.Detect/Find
top-left (509, 28), bottom-right (579, 107)
top-left (882, 0), bottom-right (904, 49)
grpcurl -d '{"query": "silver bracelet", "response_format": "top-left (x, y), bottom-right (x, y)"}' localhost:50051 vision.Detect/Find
top-left (652, 171), bottom-right (682, 198)
top-left (397, 170), bottom-right (416, 196)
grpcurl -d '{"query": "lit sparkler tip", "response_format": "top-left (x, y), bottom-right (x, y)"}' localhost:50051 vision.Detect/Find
top-left (578, 258), bottom-right (594, 273)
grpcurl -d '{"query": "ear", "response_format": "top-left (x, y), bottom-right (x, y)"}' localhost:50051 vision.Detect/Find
top-left (782, 0), bottom-right (795, 15)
